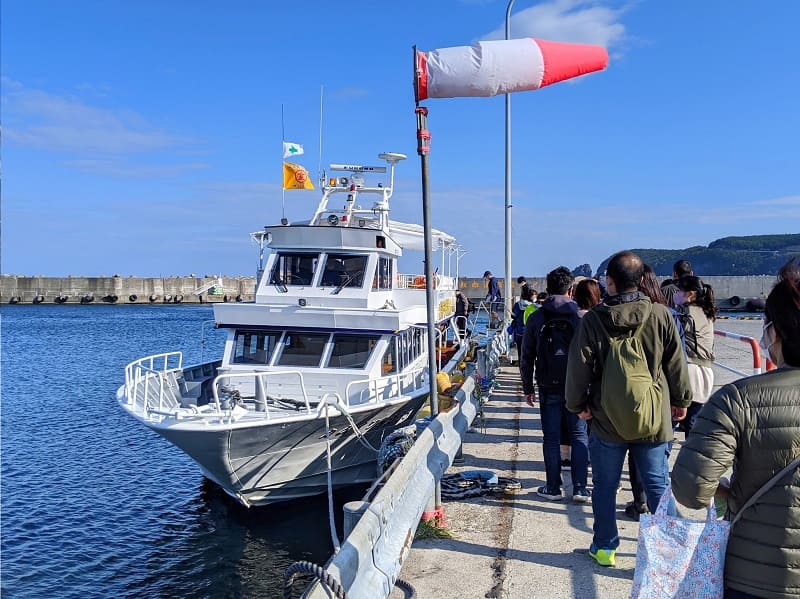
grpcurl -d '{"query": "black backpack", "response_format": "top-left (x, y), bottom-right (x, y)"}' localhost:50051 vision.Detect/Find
top-left (535, 312), bottom-right (576, 389)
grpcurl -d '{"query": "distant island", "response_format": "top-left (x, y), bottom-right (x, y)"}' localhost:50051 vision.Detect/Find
top-left (595, 234), bottom-right (800, 277)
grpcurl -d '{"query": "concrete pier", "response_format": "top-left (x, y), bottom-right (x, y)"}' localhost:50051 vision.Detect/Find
top-left (390, 319), bottom-right (761, 598)
top-left (0, 275), bottom-right (256, 304)
top-left (0, 274), bottom-right (774, 306)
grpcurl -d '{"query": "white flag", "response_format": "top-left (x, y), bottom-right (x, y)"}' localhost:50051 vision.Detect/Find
top-left (283, 142), bottom-right (304, 159)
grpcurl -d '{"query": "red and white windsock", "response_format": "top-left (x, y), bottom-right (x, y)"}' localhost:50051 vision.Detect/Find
top-left (415, 38), bottom-right (608, 101)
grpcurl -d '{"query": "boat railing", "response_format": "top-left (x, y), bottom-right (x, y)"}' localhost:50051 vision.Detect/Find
top-left (344, 366), bottom-right (427, 407)
top-left (124, 351), bottom-right (184, 414)
top-left (396, 274), bottom-right (455, 290)
top-left (212, 370), bottom-right (313, 420)
top-left (713, 329), bottom-right (776, 377)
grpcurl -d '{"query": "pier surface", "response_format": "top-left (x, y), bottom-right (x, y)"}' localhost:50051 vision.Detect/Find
top-left (391, 318), bottom-right (761, 599)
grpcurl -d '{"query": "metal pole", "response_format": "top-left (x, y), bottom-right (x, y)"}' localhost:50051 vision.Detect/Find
top-left (504, 0), bottom-right (516, 322)
top-left (415, 103), bottom-right (442, 514)
top-left (414, 45), bottom-right (442, 517)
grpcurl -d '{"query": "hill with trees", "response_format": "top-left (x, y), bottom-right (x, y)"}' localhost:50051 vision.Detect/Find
top-left (594, 234), bottom-right (800, 276)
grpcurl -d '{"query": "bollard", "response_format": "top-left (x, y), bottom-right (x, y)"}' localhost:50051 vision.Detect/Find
top-left (343, 501), bottom-right (370, 538)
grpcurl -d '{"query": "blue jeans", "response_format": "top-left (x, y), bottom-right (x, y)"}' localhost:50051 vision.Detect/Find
top-left (539, 391), bottom-right (588, 491)
top-left (588, 432), bottom-right (670, 550)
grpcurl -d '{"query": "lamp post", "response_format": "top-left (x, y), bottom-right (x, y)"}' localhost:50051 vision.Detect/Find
top-left (504, 0), bottom-right (516, 322)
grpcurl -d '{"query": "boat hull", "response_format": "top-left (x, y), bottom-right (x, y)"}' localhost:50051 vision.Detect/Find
top-left (153, 394), bottom-right (428, 506)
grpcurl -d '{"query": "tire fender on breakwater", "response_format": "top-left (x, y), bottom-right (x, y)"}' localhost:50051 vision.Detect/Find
top-left (81, 293), bottom-right (95, 304)
top-left (235, 295), bottom-right (243, 302)
top-left (163, 295), bottom-right (173, 303)
top-left (55, 295), bottom-right (68, 304)
top-left (128, 294), bottom-right (138, 303)
top-left (9, 296), bottom-right (21, 304)
top-left (729, 295), bottom-right (741, 307)
top-left (149, 294), bottom-right (159, 303)
top-left (173, 294), bottom-right (183, 303)
top-left (33, 295), bottom-right (45, 304)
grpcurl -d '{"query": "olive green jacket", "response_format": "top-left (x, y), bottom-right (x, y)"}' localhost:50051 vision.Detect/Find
top-left (672, 367), bottom-right (800, 598)
top-left (565, 295), bottom-right (692, 443)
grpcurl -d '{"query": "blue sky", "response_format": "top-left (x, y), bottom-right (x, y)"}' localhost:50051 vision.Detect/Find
top-left (2, 0), bottom-right (798, 278)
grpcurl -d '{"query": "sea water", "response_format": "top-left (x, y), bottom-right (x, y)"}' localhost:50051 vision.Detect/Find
top-left (0, 304), bottom-right (360, 598)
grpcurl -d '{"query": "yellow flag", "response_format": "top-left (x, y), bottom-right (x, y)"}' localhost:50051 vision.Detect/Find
top-left (283, 162), bottom-right (314, 190)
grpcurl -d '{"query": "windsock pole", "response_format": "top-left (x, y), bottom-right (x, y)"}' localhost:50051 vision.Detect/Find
top-left (414, 46), bottom-right (444, 526)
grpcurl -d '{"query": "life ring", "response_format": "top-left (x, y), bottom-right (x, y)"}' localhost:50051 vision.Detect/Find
top-left (33, 295), bottom-right (45, 304)
top-left (235, 294), bottom-right (243, 302)
top-left (128, 294), bottom-right (138, 302)
top-left (412, 276), bottom-right (426, 289)
top-left (173, 294), bottom-right (183, 303)
top-left (149, 294), bottom-right (158, 303)
top-left (729, 295), bottom-right (741, 307)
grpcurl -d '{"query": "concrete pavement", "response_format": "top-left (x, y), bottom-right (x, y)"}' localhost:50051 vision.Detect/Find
top-left (392, 318), bottom-right (761, 599)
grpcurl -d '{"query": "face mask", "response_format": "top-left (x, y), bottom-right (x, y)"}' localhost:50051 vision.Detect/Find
top-left (673, 291), bottom-right (687, 306)
top-left (759, 321), bottom-right (776, 354)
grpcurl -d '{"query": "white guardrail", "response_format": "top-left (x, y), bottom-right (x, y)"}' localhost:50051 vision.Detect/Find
top-left (305, 331), bottom-right (506, 599)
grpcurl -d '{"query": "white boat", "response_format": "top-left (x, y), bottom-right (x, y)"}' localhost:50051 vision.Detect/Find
top-left (117, 152), bottom-right (471, 507)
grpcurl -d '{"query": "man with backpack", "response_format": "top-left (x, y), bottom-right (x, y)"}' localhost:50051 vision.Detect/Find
top-left (520, 266), bottom-right (589, 503)
top-left (565, 251), bottom-right (692, 567)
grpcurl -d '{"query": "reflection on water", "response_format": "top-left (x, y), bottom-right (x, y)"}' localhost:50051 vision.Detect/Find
top-left (0, 305), bottom-right (368, 598)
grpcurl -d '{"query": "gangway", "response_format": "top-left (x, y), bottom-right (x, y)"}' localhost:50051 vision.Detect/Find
top-left (192, 277), bottom-right (223, 296)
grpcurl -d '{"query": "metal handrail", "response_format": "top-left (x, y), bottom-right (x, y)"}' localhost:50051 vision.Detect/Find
top-left (124, 351), bottom-right (184, 413)
top-left (344, 366), bottom-right (426, 407)
top-left (713, 329), bottom-right (776, 376)
top-left (211, 370), bottom-right (312, 419)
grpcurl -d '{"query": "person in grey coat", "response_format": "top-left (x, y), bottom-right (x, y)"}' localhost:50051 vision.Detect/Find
top-left (672, 258), bottom-right (800, 599)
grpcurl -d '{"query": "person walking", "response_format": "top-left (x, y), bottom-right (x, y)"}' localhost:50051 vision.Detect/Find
top-left (673, 274), bottom-right (717, 433)
top-left (672, 258), bottom-right (800, 598)
top-left (565, 251), bottom-right (692, 567)
top-left (520, 266), bottom-right (589, 503)
top-left (483, 270), bottom-right (502, 323)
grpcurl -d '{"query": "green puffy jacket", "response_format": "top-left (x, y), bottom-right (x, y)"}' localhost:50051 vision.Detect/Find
top-left (565, 294), bottom-right (692, 443)
top-left (672, 367), bottom-right (800, 598)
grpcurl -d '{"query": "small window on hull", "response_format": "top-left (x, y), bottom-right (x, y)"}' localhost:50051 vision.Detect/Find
top-left (233, 330), bottom-right (282, 365)
top-left (328, 334), bottom-right (380, 369)
top-left (277, 332), bottom-right (329, 367)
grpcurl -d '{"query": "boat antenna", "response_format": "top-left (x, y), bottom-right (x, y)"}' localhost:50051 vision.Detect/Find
top-left (318, 85), bottom-right (324, 186)
top-left (281, 104), bottom-right (286, 222)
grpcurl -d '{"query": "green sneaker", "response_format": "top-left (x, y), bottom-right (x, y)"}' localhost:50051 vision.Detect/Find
top-left (589, 547), bottom-right (616, 567)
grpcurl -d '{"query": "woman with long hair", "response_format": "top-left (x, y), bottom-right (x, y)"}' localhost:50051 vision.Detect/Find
top-left (673, 274), bottom-right (717, 431)
top-left (672, 258), bottom-right (800, 598)
top-left (574, 278), bottom-right (601, 315)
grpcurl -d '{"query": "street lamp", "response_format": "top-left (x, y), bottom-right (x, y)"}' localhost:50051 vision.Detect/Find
top-left (504, 0), bottom-right (517, 322)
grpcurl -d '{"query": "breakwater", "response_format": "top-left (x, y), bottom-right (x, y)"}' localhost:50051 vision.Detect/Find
top-left (0, 275), bottom-right (256, 304)
top-left (0, 274), bottom-right (775, 307)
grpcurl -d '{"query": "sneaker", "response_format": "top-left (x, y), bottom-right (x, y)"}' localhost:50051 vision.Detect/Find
top-left (572, 488), bottom-right (591, 503)
top-left (536, 486), bottom-right (563, 501)
top-left (560, 458), bottom-right (572, 471)
top-left (624, 501), bottom-right (648, 521)
top-left (589, 546), bottom-right (616, 567)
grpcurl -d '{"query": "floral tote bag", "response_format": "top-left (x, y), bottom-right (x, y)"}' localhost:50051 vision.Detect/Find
top-left (631, 487), bottom-right (730, 599)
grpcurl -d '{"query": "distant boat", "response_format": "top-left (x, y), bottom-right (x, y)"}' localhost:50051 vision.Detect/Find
top-left (117, 153), bottom-right (470, 506)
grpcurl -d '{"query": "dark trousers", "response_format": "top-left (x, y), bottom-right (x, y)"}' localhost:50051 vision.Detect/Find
top-left (539, 391), bottom-right (589, 491)
top-left (725, 589), bottom-right (762, 599)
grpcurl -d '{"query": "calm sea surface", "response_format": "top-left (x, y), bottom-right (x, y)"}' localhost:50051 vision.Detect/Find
top-left (1, 304), bottom-right (363, 598)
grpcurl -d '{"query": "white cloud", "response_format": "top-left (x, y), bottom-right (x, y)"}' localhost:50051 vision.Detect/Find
top-left (64, 159), bottom-right (209, 178)
top-left (752, 195), bottom-right (800, 207)
top-left (2, 77), bottom-right (193, 154)
top-left (480, 0), bottom-right (628, 49)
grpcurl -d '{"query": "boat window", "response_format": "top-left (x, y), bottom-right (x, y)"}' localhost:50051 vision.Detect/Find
top-left (277, 332), bottom-right (330, 367)
top-left (319, 254), bottom-right (368, 288)
top-left (372, 257), bottom-right (393, 290)
top-left (270, 252), bottom-right (319, 286)
top-left (381, 339), bottom-right (397, 375)
top-left (232, 330), bottom-right (282, 365)
top-left (327, 334), bottom-right (380, 369)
